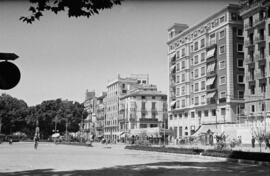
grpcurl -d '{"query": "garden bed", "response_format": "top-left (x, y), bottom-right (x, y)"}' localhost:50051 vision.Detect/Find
top-left (125, 145), bottom-right (270, 162)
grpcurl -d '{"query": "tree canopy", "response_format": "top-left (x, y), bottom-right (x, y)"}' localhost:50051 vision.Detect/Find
top-left (0, 94), bottom-right (87, 139)
top-left (20, 0), bottom-right (123, 23)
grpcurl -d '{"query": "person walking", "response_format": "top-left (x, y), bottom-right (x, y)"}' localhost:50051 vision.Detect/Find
top-left (251, 136), bottom-right (255, 148)
top-left (265, 137), bottom-right (270, 150)
top-left (34, 121), bottom-right (40, 150)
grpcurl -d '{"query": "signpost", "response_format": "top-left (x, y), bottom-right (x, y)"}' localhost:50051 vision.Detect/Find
top-left (0, 52), bottom-right (20, 90)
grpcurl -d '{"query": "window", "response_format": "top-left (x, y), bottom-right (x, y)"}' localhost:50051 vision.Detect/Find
top-left (181, 60), bottom-right (185, 69)
top-left (209, 33), bottom-right (216, 45)
top-left (176, 87), bottom-right (180, 96)
top-left (201, 81), bottom-right (205, 90)
top-left (181, 48), bottom-right (186, 57)
top-left (194, 97), bottom-right (198, 105)
top-left (204, 110), bottom-right (208, 117)
top-left (250, 86), bottom-right (255, 95)
top-left (220, 76), bottom-right (226, 85)
top-left (237, 59), bottom-right (244, 68)
top-left (220, 91), bottom-right (226, 99)
top-left (220, 16), bottom-right (225, 23)
top-left (191, 112), bottom-right (195, 118)
top-left (251, 105), bottom-right (255, 112)
top-left (182, 99), bottom-right (185, 107)
top-left (219, 29), bottom-right (225, 39)
top-left (152, 96), bottom-right (155, 99)
top-left (237, 29), bottom-right (243, 36)
top-left (194, 55), bottom-right (199, 64)
top-left (194, 41), bottom-right (199, 51)
top-left (201, 66), bottom-right (205, 76)
top-left (176, 75), bottom-right (179, 83)
top-left (219, 45), bottom-right (225, 54)
top-left (221, 108), bottom-right (226, 116)
top-left (238, 91), bottom-right (244, 99)
top-left (211, 109), bottom-right (216, 116)
top-left (176, 50), bottom-right (180, 58)
top-left (238, 75), bottom-right (244, 83)
top-left (181, 86), bottom-right (185, 95)
top-left (181, 73), bottom-right (185, 82)
top-left (176, 63), bottom-right (180, 71)
top-left (195, 83), bottom-right (199, 92)
top-left (194, 69), bottom-right (199, 78)
top-left (237, 44), bottom-right (243, 52)
top-left (176, 100), bottom-right (180, 108)
top-left (200, 38), bottom-right (205, 48)
top-left (201, 52), bottom-right (205, 62)
top-left (201, 95), bottom-right (205, 104)
top-left (219, 60), bottom-right (225, 69)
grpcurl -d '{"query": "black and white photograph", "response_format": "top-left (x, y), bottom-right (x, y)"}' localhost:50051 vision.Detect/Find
top-left (0, 0), bottom-right (270, 175)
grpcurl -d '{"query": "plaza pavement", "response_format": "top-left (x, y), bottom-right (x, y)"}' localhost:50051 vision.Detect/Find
top-left (0, 142), bottom-right (269, 176)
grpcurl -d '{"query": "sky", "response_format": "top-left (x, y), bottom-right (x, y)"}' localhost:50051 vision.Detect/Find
top-left (0, 0), bottom-right (238, 106)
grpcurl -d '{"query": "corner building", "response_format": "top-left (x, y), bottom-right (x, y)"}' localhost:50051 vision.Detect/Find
top-left (167, 4), bottom-right (245, 139)
top-left (240, 0), bottom-right (270, 121)
top-left (104, 74), bottom-right (149, 141)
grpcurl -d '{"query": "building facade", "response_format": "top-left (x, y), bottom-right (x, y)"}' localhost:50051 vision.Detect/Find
top-left (167, 4), bottom-right (245, 139)
top-left (104, 74), bottom-right (149, 141)
top-left (83, 90), bottom-right (106, 140)
top-left (240, 0), bottom-right (270, 121)
top-left (119, 85), bottom-right (167, 138)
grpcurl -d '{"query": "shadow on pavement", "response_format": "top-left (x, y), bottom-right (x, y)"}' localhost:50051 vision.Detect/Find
top-left (1, 161), bottom-right (269, 176)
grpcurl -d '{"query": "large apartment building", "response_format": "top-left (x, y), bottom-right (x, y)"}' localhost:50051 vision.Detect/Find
top-left (239, 0), bottom-right (270, 121)
top-left (104, 74), bottom-right (149, 141)
top-left (167, 4), bottom-right (245, 139)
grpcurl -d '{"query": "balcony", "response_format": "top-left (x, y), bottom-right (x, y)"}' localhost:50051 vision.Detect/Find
top-left (254, 36), bottom-right (265, 46)
top-left (219, 98), bottom-right (226, 104)
top-left (254, 17), bottom-right (266, 28)
top-left (245, 57), bottom-right (255, 69)
top-left (255, 55), bottom-right (266, 66)
top-left (244, 40), bottom-right (254, 48)
top-left (244, 23), bottom-right (254, 32)
top-left (256, 72), bottom-right (267, 85)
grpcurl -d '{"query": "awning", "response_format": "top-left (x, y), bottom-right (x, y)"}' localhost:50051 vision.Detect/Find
top-left (206, 77), bottom-right (216, 86)
top-left (206, 48), bottom-right (215, 59)
top-left (170, 65), bottom-right (176, 72)
top-left (170, 101), bottom-right (176, 107)
top-left (207, 63), bottom-right (216, 73)
top-left (206, 92), bottom-right (216, 99)
top-left (192, 124), bottom-right (221, 136)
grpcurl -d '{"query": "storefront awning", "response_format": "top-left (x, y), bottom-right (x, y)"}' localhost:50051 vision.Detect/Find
top-left (170, 65), bottom-right (176, 72)
top-left (206, 92), bottom-right (216, 99)
top-left (170, 101), bottom-right (176, 107)
top-left (206, 48), bottom-right (215, 59)
top-left (206, 77), bottom-right (216, 86)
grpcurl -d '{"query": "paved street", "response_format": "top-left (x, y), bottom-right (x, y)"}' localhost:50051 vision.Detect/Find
top-left (0, 142), bottom-right (269, 176)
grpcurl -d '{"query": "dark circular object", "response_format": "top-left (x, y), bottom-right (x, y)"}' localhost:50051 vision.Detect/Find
top-left (0, 61), bottom-right (21, 90)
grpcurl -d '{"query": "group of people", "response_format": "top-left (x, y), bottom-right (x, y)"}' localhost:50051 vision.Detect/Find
top-left (251, 135), bottom-right (270, 150)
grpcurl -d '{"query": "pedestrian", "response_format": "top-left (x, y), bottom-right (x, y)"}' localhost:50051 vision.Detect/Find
top-left (265, 138), bottom-right (270, 150)
top-left (251, 136), bottom-right (255, 148)
top-left (238, 136), bottom-right (242, 146)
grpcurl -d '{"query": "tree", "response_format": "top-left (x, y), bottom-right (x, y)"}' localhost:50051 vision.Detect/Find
top-left (20, 0), bottom-right (123, 23)
top-left (0, 94), bottom-right (28, 134)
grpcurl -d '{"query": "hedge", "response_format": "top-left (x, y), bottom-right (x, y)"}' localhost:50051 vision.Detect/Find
top-left (125, 145), bottom-right (270, 162)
